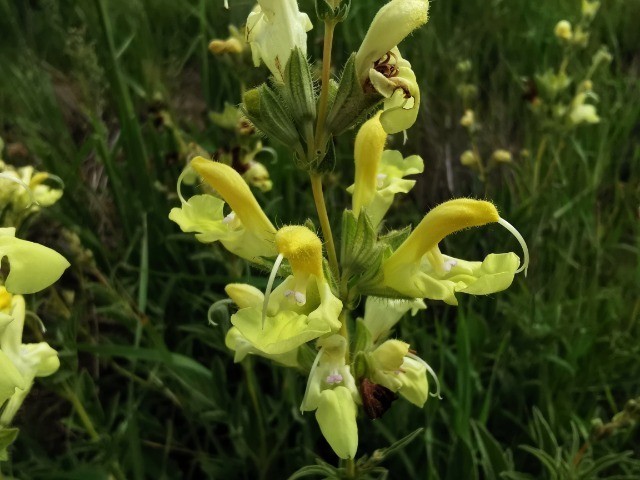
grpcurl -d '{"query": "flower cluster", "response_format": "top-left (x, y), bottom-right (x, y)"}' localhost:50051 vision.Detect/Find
top-left (170, 0), bottom-right (529, 464)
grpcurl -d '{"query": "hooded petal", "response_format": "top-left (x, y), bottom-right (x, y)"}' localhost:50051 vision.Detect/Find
top-left (0, 228), bottom-right (69, 294)
top-left (315, 386), bottom-right (358, 459)
top-left (190, 157), bottom-right (276, 238)
top-left (384, 199), bottom-right (499, 272)
top-left (348, 149), bottom-right (424, 227)
top-left (355, 0), bottom-right (430, 83)
top-left (351, 112), bottom-right (387, 218)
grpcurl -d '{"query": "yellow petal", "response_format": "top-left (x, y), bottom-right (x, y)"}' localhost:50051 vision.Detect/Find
top-left (275, 226), bottom-right (324, 279)
top-left (384, 199), bottom-right (499, 270)
top-left (190, 157), bottom-right (276, 238)
top-left (352, 112), bottom-right (386, 217)
top-left (0, 228), bottom-right (70, 294)
top-left (315, 386), bottom-right (358, 459)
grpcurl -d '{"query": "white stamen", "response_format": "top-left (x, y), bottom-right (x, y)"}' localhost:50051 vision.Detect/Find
top-left (325, 372), bottom-right (343, 385)
top-left (262, 253), bottom-right (284, 329)
top-left (294, 291), bottom-right (306, 305)
top-left (284, 289), bottom-right (306, 306)
top-left (497, 217), bottom-right (530, 276)
top-left (222, 212), bottom-right (236, 224)
top-left (407, 352), bottom-right (443, 400)
top-left (443, 259), bottom-right (458, 272)
top-left (376, 173), bottom-right (388, 188)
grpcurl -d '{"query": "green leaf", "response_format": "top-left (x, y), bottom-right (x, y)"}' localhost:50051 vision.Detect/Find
top-left (363, 427), bottom-right (424, 468)
top-left (471, 421), bottom-right (513, 478)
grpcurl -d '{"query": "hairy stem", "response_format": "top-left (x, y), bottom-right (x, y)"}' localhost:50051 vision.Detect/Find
top-left (315, 20), bottom-right (337, 142)
top-left (310, 174), bottom-right (340, 279)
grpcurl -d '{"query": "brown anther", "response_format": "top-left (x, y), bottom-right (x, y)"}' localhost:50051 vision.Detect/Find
top-left (373, 50), bottom-right (399, 79)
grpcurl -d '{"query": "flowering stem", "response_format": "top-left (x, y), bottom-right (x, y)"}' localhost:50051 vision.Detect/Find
top-left (339, 308), bottom-right (350, 362)
top-left (310, 174), bottom-right (340, 279)
top-left (345, 458), bottom-right (356, 477)
top-left (315, 20), bottom-right (337, 143)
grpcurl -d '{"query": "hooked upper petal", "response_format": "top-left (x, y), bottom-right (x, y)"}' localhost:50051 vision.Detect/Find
top-left (384, 199), bottom-right (500, 270)
top-left (190, 157), bottom-right (276, 237)
top-left (352, 112), bottom-right (387, 217)
top-left (355, 0), bottom-right (430, 83)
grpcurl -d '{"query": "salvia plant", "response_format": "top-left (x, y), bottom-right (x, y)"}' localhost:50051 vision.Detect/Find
top-left (168, 0), bottom-right (531, 475)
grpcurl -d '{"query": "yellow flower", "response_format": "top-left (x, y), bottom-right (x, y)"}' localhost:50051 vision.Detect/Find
top-left (301, 335), bottom-right (359, 459)
top-left (229, 226), bottom-right (342, 355)
top-left (367, 338), bottom-right (436, 408)
top-left (209, 26), bottom-right (245, 55)
top-left (169, 157), bottom-right (277, 263)
top-left (348, 113), bottom-right (424, 226)
top-left (554, 20), bottom-right (573, 41)
top-left (382, 199), bottom-right (528, 305)
top-left (354, 0), bottom-right (429, 133)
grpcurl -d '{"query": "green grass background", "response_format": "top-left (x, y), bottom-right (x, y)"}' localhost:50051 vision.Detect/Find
top-left (0, 0), bottom-right (638, 478)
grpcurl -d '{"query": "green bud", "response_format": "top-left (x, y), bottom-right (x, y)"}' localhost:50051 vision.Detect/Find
top-left (242, 84), bottom-right (301, 148)
top-left (316, 0), bottom-right (351, 23)
top-left (284, 47), bottom-right (316, 123)
top-left (352, 351), bottom-right (369, 380)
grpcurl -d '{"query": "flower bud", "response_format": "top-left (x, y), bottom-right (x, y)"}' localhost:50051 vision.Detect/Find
top-left (554, 20), bottom-right (573, 41)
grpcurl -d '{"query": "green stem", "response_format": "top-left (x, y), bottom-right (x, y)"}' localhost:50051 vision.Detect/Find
top-left (314, 20), bottom-right (337, 143)
top-left (338, 309), bottom-right (350, 363)
top-left (310, 174), bottom-right (340, 279)
top-left (345, 457), bottom-right (356, 478)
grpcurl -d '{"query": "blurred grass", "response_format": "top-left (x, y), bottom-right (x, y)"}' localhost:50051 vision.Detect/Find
top-left (0, 0), bottom-right (638, 478)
